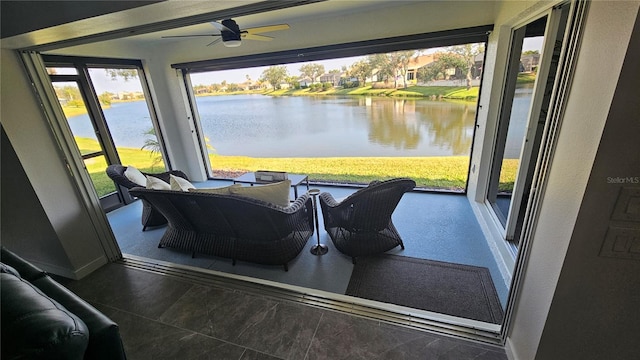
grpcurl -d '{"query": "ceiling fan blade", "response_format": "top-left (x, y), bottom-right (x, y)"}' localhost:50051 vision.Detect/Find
top-left (161, 34), bottom-right (220, 39)
top-left (244, 24), bottom-right (290, 34)
top-left (206, 38), bottom-right (223, 46)
top-left (242, 33), bottom-right (274, 41)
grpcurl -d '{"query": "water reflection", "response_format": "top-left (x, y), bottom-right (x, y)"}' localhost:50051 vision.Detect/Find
top-left (364, 98), bottom-right (422, 150)
top-left (69, 95), bottom-right (481, 159)
top-left (198, 95), bottom-right (480, 157)
top-left (355, 97), bottom-right (476, 155)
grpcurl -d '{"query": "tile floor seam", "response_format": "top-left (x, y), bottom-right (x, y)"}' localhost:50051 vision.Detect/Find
top-left (303, 311), bottom-right (325, 360)
top-left (99, 299), bottom-right (282, 357)
top-left (155, 281), bottom-right (199, 321)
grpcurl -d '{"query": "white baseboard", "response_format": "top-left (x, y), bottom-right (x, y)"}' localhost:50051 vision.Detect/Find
top-left (30, 255), bottom-right (107, 280)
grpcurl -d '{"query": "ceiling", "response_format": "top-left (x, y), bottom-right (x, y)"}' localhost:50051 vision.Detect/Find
top-left (1, 1), bottom-right (497, 66)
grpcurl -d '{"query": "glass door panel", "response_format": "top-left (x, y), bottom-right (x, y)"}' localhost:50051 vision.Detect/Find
top-left (486, 16), bottom-right (546, 236)
top-left (487, 7), bottom-right (569, 245)
top-left (87, 68), bottom-right (166, 173)
top-left (51, 81), bottom-right (116, 198)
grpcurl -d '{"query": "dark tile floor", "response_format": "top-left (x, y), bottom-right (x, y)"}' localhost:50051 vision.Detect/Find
top-left (64, 262), bottom-right (508, 360)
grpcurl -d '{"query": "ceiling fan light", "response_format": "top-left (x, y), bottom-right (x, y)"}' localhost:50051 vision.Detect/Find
top-left (223, 39), bottom-right (241, 47)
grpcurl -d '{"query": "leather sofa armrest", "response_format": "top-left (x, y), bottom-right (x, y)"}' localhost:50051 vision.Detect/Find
top-left (1, 246), bottom-right (47, 281)
top-left (1, 273), bottom-right (89, 360)
top-left (33, 277), bottom-right (127, 360)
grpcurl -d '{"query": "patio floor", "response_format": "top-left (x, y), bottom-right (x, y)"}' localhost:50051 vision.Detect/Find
top-left (106, 180), bottom-right (509, 308)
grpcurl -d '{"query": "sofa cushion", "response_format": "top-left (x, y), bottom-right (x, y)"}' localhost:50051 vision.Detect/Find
top-left (229, 180), bottom-right (291, 207)
top-left (1, 273), bottom-right (89, 360)
top-left (189, 184), bottom-right (241, 195)
top-left (146, 175), bottom-right (171, 190)
top-left (170, 174), bottom-right (195, 191)
top-left (124, 166), bottom-right (146, 186)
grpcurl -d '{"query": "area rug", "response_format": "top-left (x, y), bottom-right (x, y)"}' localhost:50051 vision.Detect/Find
top-left (345, 255), bottom-right (504, 323)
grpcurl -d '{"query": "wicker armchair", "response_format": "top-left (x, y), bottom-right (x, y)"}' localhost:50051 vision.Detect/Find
top-left (319, 178), bottom-right (416, 264)
top-left (106, 165), bottom-right (189, 231)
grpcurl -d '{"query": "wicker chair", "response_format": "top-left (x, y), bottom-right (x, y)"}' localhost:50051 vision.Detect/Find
top-left (319, 178), bottom-right (416, 264)
top-left (106, 165), bottom-right (189, 231)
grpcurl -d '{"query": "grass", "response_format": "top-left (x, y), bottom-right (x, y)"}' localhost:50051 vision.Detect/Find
top-left (261, 85), bottom-right (478, 101)
top-left (76, 136), bottom-right (517, 197)
top-left (76, 137), bottom-right (167, 197)
top-left (517, 72), bottom-right (537, 84)
top-left (62, 106), bottom-right (89, 118)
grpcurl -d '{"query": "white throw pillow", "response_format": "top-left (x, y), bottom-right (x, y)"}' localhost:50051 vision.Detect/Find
top-left (170, 174), bottom-right (195, 191)
top-left (146, 176), bottom-right (171, 190)
top-left (124, 166), bottom-right (146, 186)
top-left (229, 180), bottom-right (291, 207)
top-left (188, 184), bottom-right (241, 195)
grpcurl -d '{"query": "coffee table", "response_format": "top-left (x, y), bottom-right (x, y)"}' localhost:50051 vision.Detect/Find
top-left (232, 173), bottom-right (310, 200)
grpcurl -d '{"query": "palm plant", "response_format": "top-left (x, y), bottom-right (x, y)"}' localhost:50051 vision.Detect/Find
top-left (141, 128), bottom-right (163, 169)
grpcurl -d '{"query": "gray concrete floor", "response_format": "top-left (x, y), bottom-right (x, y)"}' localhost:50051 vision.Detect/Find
top-left (107, 181), bottom-right (509, 306)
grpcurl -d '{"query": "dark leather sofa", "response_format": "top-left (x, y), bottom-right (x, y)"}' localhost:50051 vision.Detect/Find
top-left (1, 246), bottom-right (127, 360)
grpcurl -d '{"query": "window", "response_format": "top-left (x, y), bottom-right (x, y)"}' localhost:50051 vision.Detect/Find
top-left (175, 27), bottom-right (492, 192)
top-left (44, 56), bottom-right (166, 211)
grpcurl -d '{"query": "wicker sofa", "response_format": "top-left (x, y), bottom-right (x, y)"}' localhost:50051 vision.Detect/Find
top-left (128, 187), bottom-right (314, 271)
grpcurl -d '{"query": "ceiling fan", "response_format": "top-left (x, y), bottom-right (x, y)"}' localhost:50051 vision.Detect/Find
top-left (162, 19), bottom-right (290, 47)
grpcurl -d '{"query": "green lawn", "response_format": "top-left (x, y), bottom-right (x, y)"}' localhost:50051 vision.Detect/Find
top-left (78, 134), bottom-right (517, 197)
top-left (77, 137), bottom-right (167, 197)
top-left (263, 85), bottom-right (478, 101)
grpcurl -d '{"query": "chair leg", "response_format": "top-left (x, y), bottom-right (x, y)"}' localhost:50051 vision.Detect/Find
top-left (191, 252), bottom-right (196, 258)
top-left (283, 263), bottom-right (288, 272)
top-left (142, 225), bottom-right (147, 231)
top-left (232, 259), bottom-right (236, 266)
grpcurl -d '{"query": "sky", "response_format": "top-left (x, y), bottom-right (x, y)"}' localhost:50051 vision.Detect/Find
top-left (81, 37), bottom-right (543, 91)
top-left (188, 37), bottom-right (542, 86)
top-left (189, 55), bottom-right (366, 86)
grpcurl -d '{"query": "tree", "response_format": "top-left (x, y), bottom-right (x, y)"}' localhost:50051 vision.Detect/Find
top-left (367, 53), bottom-right (394, 84)
top-left (299, 63), bottom-right (325, 84)
top-left (98, 92), bottom-right (112, 106)
top-left (350, 60), bottom-right (372, 86)
top-left (286, 75), bottom-right (300, 89)
top-left (193, 84), bottom-right (208, 94)
top-left (104, 69), bottom-right (138, 81)
top-left (260, 66), bottom-right (288, 89)
top-left (417, 52), bottom-right (466, 83)
top-left (53, 85), bottom-right (84, 107)
top-left (447, 44), bottom-right (484, 89)
top-left (393, 51), bottom-right (416, 88)
top-left (367, 51), bottom-right (415, 88)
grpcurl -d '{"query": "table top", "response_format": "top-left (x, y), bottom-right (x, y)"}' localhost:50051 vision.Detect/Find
top-left (232, 172), bottom-right (308, 186)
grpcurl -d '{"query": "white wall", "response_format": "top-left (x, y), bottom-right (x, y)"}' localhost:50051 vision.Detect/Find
top-left (1, 49), bottom-right (108, 279)
top-left (142, 56), bottom-right (209, 181)
top-left (504, 2), bottom-right (639, 360)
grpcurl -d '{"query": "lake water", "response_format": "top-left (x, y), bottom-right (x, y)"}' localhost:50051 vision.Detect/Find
top-left (68, 92), bottom-right (531, 159)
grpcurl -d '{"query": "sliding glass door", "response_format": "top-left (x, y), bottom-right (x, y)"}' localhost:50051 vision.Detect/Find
top-left (487, 6), bottom-right (569, 245)
top-left (45, 56), bottom-right (165, 211)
